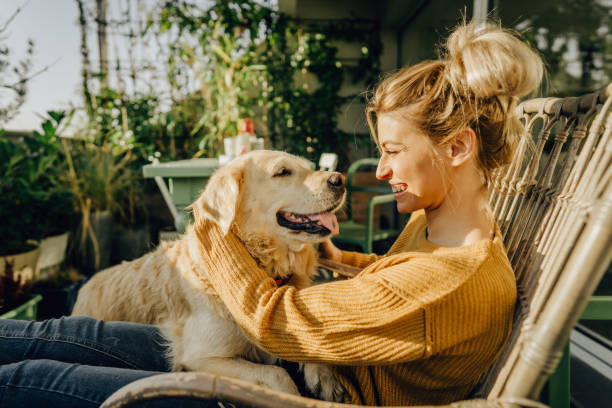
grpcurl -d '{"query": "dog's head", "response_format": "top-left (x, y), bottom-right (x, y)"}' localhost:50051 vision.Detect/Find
top-left (190, 150), bottom-right (345, 245)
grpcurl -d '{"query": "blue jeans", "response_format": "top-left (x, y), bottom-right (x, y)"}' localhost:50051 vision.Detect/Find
top-left (0, 316), bottom-right (218, 407)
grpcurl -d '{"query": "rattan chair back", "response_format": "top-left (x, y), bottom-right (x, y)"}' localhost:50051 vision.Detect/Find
top-left (475, 82), bottom-right (612, 401)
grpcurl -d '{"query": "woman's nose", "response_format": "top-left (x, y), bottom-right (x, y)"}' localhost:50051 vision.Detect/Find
top-left (376, 158), bottom-right (391, 180)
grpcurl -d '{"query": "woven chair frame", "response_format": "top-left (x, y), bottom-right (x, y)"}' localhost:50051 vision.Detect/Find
top-left (102, 83), bottom-right (612, 408)
top-left (477, 83), bottom-right (612, 401)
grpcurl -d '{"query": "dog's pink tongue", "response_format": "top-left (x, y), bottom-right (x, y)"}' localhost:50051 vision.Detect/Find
top-left (309, 213), bottom-right (339, 235)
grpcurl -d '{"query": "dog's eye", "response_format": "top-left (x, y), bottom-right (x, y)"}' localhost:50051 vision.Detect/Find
top-left (273, 167), bottom-right (292, 177)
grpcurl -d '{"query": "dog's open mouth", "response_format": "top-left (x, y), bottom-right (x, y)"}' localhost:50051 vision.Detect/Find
top-left (276, 210), bottom-right (339, 235)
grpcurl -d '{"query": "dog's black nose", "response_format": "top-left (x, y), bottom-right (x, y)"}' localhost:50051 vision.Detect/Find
top-left (327, 173), bottom-right (345, 190)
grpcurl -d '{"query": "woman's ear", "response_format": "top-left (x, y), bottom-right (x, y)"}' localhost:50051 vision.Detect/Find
top-left (189, 164), bottom-right (244, 235)
top-left (447, 127), bottom-right (477, 167)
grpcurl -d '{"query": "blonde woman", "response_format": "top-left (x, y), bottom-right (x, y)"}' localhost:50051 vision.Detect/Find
top-left (195, 21), bottom-right (544, 406)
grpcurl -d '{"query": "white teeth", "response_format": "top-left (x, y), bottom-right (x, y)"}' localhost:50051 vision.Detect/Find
top-left (284, 212), bottom-right (309, 223)
top-left (392, 185), bottom-right (407, 193)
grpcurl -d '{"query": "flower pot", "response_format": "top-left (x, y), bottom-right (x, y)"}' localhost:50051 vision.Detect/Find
top-left (75, 210), bottom-right (112, 275)
top-left (0, 294), bottom-right (42, 320)
top-left (111, 225), bottom-right (151, 264)
top-left (35, 231), bottom-right (70, 280)
top-left (0, 244), bottom-right (41, 282)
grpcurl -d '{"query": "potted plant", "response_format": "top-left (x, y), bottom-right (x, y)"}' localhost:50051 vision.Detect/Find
top-left (30, 112), bottom-right (76, 279)
top-left (0, 130), bottom-right (54, 280)
top-left (63, 140), bottom-right (132, 274)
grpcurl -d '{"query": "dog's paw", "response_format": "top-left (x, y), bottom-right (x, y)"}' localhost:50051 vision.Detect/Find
top-left (303, 363), bottom-right (345, 402)
top-left (258, 365), bottom-right (301, 396)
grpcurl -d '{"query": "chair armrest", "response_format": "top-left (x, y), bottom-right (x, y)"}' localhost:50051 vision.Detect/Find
top-left (317, 258), bottom-right (362, 278)
top-left (101, 371), bottom-right (520, 408)
top-left (101, 372), bottom-right (364, 408)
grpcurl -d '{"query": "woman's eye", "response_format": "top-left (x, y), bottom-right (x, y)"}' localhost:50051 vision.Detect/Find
top-left (273, 167), bottom-right (292, 177)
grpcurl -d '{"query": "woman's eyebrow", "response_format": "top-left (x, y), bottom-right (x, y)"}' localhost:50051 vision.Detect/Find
top-left (380, 140), bottom-right (405, 148)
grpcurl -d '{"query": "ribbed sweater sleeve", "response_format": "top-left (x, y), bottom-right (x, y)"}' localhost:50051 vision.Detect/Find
top-left (196, 221), bottom-right (428, 365)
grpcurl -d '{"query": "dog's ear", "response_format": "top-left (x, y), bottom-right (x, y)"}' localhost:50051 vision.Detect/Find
top-left (190, 164), bottom-right (244, 235)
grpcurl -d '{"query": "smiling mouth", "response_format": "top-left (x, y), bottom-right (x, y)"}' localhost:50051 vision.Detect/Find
top-left (391, 184), bottom-right (407, 193)
top-left (276, 206), bottom-right (340, 236)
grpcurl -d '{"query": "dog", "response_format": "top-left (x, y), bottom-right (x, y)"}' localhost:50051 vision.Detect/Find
top-left (72, 150), bottom-right (346, 401)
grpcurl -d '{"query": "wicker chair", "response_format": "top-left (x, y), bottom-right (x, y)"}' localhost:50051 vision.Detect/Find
top-left (102, 83), bottom-right (612, 408)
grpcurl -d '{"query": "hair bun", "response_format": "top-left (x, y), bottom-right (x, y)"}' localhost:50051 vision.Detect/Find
top-left (444, 22), bottom-right (543, 100)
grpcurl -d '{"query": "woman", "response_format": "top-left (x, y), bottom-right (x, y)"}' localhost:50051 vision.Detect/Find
top-left (0, 21), bottom-right (542, 407)
top-left (191, 21), bottom-right (543, 406)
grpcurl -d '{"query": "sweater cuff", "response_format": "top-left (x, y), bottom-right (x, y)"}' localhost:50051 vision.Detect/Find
top-left (341, 250), bottom-right (380, 269)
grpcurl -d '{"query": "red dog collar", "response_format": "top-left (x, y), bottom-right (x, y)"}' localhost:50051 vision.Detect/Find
top-left (274, 274), bottom-right (293, 286)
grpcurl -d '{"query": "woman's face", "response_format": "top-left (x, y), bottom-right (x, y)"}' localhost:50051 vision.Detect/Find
top-left (375, 113), bottom-right (447, 214)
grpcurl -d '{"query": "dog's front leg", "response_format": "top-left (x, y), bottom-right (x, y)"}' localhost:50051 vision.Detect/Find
top-left (303, 363), bottom-right (346, 402)
top-left (180, 357), bottom-right (300, 396)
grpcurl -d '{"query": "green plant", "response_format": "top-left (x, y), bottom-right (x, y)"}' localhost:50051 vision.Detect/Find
top-left (0, 112), bottom-right (73, 255)
top-left (32, 111), bottom-right (76, 236)
top-left (0, 134), bottom-right (43, 254)
top-left (150, 0), bottom-right (381, 165)
top-left (62, 140), bottom-right (134, 257)
top-left (71, 1), bottom-right (381, 169)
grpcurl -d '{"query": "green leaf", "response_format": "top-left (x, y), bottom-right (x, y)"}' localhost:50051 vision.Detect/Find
top-left (48, 110), bottom-right (66, 125)
top-left (41, 120), bottom-right (55, 138)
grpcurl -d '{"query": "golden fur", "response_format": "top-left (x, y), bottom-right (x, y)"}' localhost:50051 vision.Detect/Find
top-left (72, 150), bottom-right (345, 400)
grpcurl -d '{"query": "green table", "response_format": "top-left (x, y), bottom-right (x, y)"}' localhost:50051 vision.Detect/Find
top-left (143, 158), bottom-right (220, 232)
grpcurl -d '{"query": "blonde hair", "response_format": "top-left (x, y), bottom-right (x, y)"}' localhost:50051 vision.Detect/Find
top-left (366, 21), bottom-right (543, 183)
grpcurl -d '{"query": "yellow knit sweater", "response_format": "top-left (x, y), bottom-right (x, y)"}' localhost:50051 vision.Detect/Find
top-left (197, 210), bottom-right (516, 406)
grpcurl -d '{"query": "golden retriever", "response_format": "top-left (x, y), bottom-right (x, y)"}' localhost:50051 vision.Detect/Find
top-left (72, 150), bottom-right (346, 400)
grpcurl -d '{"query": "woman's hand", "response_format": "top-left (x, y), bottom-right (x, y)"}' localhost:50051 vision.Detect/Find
top-left (319, 239), bottom-right (343, 262)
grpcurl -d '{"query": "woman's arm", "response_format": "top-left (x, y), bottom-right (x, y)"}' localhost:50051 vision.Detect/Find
top-left (196, 221), bottom-right (427, 366)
